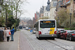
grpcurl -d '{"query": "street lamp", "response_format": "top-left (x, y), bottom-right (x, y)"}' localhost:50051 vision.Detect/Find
top-left (70, 13), bottom-right (72, 30)
top-left (58, 17), bottom-right (59, 26)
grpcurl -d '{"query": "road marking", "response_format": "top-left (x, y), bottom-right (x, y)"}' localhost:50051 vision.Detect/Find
top-left (18, 32), bottom-right (20, 50)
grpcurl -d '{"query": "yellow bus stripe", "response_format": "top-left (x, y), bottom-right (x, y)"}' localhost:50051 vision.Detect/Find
top-left (50, 28), bottom-right (55, 35)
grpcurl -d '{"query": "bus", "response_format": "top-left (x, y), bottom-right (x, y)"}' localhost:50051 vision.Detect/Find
top-left (34, 19), bottom-right (57, 40)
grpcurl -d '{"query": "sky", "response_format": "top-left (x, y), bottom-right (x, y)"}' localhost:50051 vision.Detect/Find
top-left (20, 0), bottom-right (51, 19)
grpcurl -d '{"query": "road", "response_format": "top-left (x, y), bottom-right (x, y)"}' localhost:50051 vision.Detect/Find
top-left (19, 29), bottom-right (75, 50)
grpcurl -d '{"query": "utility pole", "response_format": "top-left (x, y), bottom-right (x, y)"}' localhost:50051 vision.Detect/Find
top-left (16, 3), bottom-right (18, 19)
top-left (5, 4), bottom-right (8, 27)
top-left (6, 7), bottom-right (7, 27)
top-left (70, 13), bottom-right (72, 30)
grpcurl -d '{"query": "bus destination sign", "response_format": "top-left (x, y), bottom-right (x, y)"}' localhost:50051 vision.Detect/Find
top-left (43, 21), bottom-right (51, 23)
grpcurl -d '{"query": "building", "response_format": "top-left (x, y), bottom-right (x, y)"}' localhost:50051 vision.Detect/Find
top-left (40, 6), bottom-right (44, 18)
top-left (34, 12), bottom-right (40, 22)
top-left (39, 0), bottom-right (51, 19)
top-left (56, 0), bottom-right (75, 17)
top-left (33, 17), bottom-right (36, 25)
top-left (56, 0), bottom-right (63, 11)
top-left (50, 0), bottom-right (57, 19)
top-left (43, 0), bottom-right (50, 18)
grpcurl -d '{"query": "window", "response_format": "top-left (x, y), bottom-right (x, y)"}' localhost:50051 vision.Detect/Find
top-left (53, 1), bottom-right (57, 7)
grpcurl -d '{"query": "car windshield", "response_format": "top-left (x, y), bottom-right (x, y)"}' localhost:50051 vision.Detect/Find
top-left (72, 31), bottom-right (75, 34)
top-left (60, 31), bottom-right (65, 32)
top-left (67, 31), bottom-right (74, 33)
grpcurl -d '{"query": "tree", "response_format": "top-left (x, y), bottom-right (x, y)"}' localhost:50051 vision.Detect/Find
top-left (0, 0), bottom-right (27, 27)
top-left (6, 17), bottom-right (16, 28)
top-left (0, 16), bottom-right (5, 27)
top-left (55, 8), bottom-right (70, 28)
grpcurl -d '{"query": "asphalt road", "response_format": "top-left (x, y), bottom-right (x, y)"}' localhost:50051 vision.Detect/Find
top-left (20, 29), bottom-right (75, 50)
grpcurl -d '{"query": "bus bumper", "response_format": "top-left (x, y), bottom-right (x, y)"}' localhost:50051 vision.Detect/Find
top-left (39, 34), bottom-right (57, 38)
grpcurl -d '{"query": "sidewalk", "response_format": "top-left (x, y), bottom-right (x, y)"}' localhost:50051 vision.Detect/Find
top-left (0, 31), bottom-right (19, 50)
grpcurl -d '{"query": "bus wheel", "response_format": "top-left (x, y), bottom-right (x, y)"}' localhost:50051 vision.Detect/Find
top-left (36, 37), bottom-right (41, 40)
top-left (52, 38), bottom-right (55, 40)
top-left (36, 37), bottom-right (39, 39)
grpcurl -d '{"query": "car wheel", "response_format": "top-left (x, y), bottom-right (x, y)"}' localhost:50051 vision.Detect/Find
top-left (57, 34), bottom-right (59, 38)
top-left (64, 35), bottom-right (66, 40)
top-left (58, 34), bottom-right (60, 38)
top-left (59, 35), bottom-right (62, 39)
top-left (52, 38), bottom-right (55, 40)
top-left (66, 36), bottom-right (68, 40)
top-left (69, 36), bottom-right (73, 41)
top-left (33, 32), bottom-right (34, 34)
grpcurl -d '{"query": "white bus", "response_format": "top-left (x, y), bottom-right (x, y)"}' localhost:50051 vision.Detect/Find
top-left (34, 19), bottom-right (57, 40)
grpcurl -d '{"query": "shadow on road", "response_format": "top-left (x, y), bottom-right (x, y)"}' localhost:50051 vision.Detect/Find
top-left (38, 37), bottom-right (55, 40)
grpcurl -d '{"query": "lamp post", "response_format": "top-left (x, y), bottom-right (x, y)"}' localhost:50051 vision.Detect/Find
top-left (70, 13), bottom-right (72, 30)
top-left (5, 4), bottom-right (8, 27)
top-left (58, 17), bottom-right (59, 26)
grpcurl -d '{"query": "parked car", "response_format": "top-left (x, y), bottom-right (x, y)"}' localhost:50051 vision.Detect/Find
top-left (25, 27), bottom-right (29, 30)
top-left (56, 30), bottom-right (65, 38)
top-left (66, 31), bottom-right (75, 41)
top-left (60, 30), bottom-right (72, 39)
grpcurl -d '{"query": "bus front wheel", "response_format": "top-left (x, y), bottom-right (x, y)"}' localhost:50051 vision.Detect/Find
top-left (36, 37), bottom-right (40, 39)
top-left (52, 38), bottom-right (55, 40)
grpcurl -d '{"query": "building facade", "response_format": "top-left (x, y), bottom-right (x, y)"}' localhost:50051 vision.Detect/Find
top-left (43, 0), bottom-right (50, 18)
top-left (50, 0), bottom-right (57, 19)
top-left (56, 0), bottom-right (75, 17)
top-left (37, 0), bottom-right (51, 20)
top-left (40, 6), bottom-right (44, 18)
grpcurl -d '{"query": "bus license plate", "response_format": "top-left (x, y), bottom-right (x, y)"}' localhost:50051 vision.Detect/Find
top-left (45, 33), bottom-right (49, 35)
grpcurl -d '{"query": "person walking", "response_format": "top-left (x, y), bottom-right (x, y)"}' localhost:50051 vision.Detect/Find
top-left (11, 27), bottom-right (15, 41)
top-left (3, 27), bottom-right (7, 41)
top-left (6, 27), bottom-right (11, 42)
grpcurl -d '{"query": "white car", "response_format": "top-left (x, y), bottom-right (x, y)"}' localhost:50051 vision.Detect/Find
top-left (25, 27), bottom-right (29, 30)
top-left (32, 28), bottom-right (36, 34)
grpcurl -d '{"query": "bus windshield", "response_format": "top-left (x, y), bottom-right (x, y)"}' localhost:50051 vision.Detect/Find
top-left (40, 21), bottom-right (55, 28)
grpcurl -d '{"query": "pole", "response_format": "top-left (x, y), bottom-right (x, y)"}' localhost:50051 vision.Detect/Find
top-left (5, 4), bottom-right (7, 27)
top-left (70, 13), bottom-right (72, 30)
top-left (16, 4), bottom-right (17, 19)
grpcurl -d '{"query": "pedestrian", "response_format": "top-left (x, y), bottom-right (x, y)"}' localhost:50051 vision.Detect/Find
top-left (3, 27), bottom-right (7, 41)
top-left (6, 27), bottom-right (11, 42)
top-left (11, 27), bottom-right (15, 41)
top-left (0, 28), bottom-right (4, 41)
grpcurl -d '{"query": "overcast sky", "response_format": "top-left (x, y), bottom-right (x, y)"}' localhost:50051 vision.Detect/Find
top-left (20, 0), bottom-right (51, 19)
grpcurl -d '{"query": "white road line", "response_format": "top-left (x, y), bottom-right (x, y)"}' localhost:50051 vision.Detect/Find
top-left (18, 32), bottom-right (20, 50)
